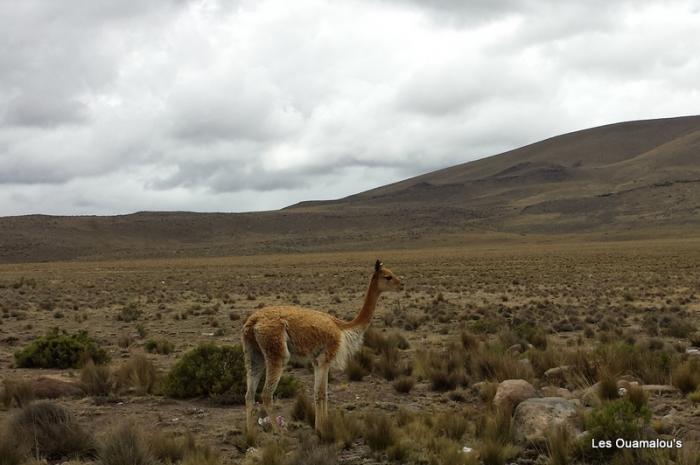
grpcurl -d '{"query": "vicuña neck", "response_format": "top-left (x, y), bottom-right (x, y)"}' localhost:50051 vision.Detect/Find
top-left (344, 274), bottom-right (381, 330)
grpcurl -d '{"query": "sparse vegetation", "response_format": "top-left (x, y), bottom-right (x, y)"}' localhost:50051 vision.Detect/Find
top-left (14, 328), bottom-right (109, 369)
top-left (2, 244), bottom-right (700, 465)
top-left (144, 337), bottom-right (175, 354)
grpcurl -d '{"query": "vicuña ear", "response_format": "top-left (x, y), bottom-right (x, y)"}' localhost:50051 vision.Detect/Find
top-left (375, 259), bottom-right (383, 272)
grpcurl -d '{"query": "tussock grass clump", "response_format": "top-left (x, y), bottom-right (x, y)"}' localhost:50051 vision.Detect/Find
top-left (596, 371), bottom-right (619, 401)
top-left (144, 337), bottom-right (174, 355)
top-left (672, 360), bottom-right (700, 394)
top-left (0, 424), bottom-right (25, 465)
top-left (286, 434), bottom-right (338, 465)
top-left (14, 328), bottom-right (109, 369)
top-left (1, 378), bottom-right (35, 408)
top-left (318, 411), bottom-right (361, 448)
top-left (100, 422), bottom-right (153, 465)
top-left (100, 422), bottom-right (218, 465)
top-left (114, 354), bottom-right (159, 395)
top-left (150, 431), bottom-right (218, 465)
top-left (291, 391), bottom-right (315, 426)
top-left (625, 384), bottom-right (649, 411)
top-left (546, 425), bottom-right (573, 465)
top-left (393, 375), bottom-right (415, 394)
top-left (345, 359), bottom-right (368, 381)
top-left (363, 412), bottom-right (398, 451)
top-left (81, 360), bottom-right (113, 396)
top-left (433, 410), bottom-right (470, 441)
top-left (5, 401), bottom-right (95, 460)
top-left (476, 409), bottom-right (519, 465)
top-left (116, 302), bottom-right (142, 322)
top-left (164, 344), bottom-right (246, 402)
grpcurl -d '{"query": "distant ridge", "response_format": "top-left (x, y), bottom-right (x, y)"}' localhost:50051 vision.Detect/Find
top-left (2, 115), bottom-right (700, 262)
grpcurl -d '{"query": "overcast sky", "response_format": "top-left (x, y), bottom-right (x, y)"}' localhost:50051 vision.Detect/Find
top-left (1, 0), bottom-right (699, 216)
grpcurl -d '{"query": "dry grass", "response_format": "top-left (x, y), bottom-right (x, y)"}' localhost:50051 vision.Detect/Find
top-left (1, 243), bottom-right (700, 464)
top-left (1, 378), bottom-right (34, 408)
top-left (113, 354), bottom-right (159, 395)
top-left (3, 401), bottom-right (95, 460)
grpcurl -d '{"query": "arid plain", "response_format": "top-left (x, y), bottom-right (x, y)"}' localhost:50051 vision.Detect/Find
top-left (1, 239), bottom-right (699, 465)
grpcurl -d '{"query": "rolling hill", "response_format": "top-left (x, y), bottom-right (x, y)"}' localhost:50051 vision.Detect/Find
top-left (2, 115), bottom-right (700, 263)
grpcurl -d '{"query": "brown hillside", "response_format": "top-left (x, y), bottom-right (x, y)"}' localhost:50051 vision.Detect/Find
top-left (2, 115), bottom-right (700, 263)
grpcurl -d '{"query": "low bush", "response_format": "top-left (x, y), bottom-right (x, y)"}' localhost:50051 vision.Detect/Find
top-left (274, 375), bottom-right (300, 399)
top-left (164, 344), bottom-right (246, 402)
top-left (583, 399), bottom-right (650, 459)
top-left (14, 328), bottom-right (109, 369)
top-left (144, 337), bottom-right (174, 355)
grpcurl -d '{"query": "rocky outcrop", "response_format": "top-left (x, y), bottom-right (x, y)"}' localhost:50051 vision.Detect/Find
top-left (493, 379), bottom-right (537, 411)
top-left (513, 397), bottom-right (582, 444)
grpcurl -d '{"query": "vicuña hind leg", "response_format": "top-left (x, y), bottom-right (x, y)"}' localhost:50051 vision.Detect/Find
top-left (255, 325), bottom-right (289, 433)
top-left (261, 359), bottom-right (285, 432)
top-left (243, 340), bottom-right (265, 432)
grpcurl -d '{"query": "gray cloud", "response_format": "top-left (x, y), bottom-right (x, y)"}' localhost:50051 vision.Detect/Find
top-left (0, 0), bottom-right (699, 215)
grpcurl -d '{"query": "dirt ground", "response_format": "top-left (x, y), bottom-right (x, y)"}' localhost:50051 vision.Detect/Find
top-left (1, 239), bottom-right (699, 464)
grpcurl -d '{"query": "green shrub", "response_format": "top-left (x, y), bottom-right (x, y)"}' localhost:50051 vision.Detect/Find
top-left (14, 328), bottom-right (109, 369)
top-left (583, 399), bottom-right (650, 459)
top-left (144, 338), bottom-right (174, 355)
top-left (164, 344), bottom-right (246, 402)
top-left (274, 375), bottom-right (299, 399)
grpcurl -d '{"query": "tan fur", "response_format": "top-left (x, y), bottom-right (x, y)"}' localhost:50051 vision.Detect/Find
top-left (242, 260), bottom-right (402, 433)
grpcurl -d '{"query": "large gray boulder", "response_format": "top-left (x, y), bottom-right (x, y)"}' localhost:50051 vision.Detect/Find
top-left (513, 397), bottom-right (582, 444)
top-left (493, 379), bottom-right (536, 411)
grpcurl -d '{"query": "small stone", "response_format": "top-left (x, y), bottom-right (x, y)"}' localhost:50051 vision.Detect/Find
top-left (493, 379), bottom-right (537, 411)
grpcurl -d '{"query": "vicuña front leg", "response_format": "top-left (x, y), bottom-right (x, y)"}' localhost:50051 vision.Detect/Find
top-left (314, 363), bottom-right (330, 432)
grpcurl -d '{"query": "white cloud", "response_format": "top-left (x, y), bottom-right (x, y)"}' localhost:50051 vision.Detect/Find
top-left (0, 0), bottom-right (699, 215)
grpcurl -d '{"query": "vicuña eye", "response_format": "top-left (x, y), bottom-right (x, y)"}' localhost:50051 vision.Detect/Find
top-left (385, 276), bottom-right (392, 280)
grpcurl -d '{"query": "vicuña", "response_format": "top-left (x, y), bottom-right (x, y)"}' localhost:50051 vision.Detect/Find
top-left (242, 259), bottom-right (402, 432)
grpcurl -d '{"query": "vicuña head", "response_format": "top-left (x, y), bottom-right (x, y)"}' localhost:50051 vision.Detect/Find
top-left (242, 259), bottom-right (402, 433)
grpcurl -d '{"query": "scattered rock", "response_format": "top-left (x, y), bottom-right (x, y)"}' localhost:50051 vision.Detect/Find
top-left (374, 401), bottom-right (399, 411)
top-left (507, 344), bottom-right (523, 355)
top-left (686, 347), bottom-right (700, 358)
top-left (493, 379), bottom-right (536, 411)
top-left (541, 386), bottom-right (572, 398)
top-left (513, 397), bottom-right (582, 444)
top-left (617, 379), bottom-right (640, 390)
top-left (544, 366), bottom-right (572, 386)
top-left (641, 385), bottom-right (680, 396)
